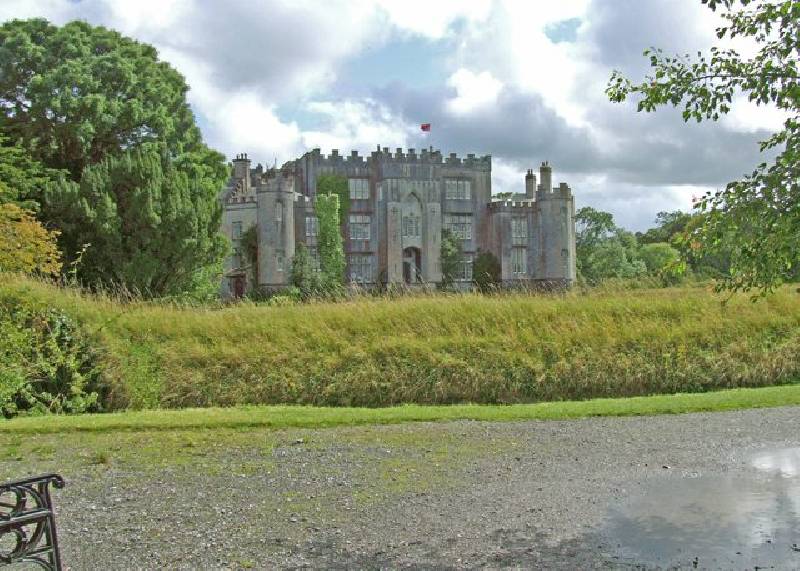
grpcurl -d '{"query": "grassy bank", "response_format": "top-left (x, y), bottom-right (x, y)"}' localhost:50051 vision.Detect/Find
top-left (1, 384), bottom-right (799, 434)
top-left (1, 274), bottom-right (800, 410)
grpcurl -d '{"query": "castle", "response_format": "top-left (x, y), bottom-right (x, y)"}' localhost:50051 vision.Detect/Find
top-left (220, 146), bottom-right (576, 297)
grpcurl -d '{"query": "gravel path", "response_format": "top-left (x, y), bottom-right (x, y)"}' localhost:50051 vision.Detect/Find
top-left (5, 406), bottom-right (800, 570)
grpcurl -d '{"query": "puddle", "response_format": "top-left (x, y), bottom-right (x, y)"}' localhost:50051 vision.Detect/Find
top-left (604, 448), bottom-right (800, 569)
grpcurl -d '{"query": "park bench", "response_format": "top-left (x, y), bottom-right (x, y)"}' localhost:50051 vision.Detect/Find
top-left (0, 474), bottom-right (65, 570)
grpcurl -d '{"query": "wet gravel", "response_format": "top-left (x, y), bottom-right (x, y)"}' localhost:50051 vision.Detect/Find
top-left (21, 406), bottom-right (800, 569)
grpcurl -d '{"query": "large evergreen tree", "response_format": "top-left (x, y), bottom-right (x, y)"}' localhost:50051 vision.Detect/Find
top-left (0, 19), bottom-right (228, 293)
top-left (45, 144), bottom-right (227, 294)
top-left (0, 19), bottom-right (203, 179)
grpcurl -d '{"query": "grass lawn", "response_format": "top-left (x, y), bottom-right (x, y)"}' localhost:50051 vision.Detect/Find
top-left (2, 384), bottom-right (798, 435)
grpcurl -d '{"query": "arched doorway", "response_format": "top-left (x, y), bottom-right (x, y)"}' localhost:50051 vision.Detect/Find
top-left (403, 247), bottom-right (422, 284)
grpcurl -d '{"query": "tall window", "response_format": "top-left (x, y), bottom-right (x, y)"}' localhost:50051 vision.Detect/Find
top-left (349, 178), bottom-right (370, 200)
top-left (349, 255), bottom-right (373, 283)
top-left (275, 203), bottom-right (283, 223)
top-left (456, 254), bottom-right (473, 281)
top-left (276, 251), bottom-right (285, 272)
top-left (232, 221), bottom-right (243, 239)
top-left (444, 214), bottom-right (473, 240)
top-left (512, 248), bottom-right (527, 275)
top-left (305, 216), bottom-right (318, 245)
top-left (445, 179), bottom-right (472, 200)
top-left (309, 247), bottom-right (321, 272)
top-left (512, 217), bottom-right (528, 246)
top-left (402, 213), bottom-right (420, 237)
top-left (349, 214), bottom-right (371, 240)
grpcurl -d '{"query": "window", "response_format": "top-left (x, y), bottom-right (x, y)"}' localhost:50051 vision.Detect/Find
top-left (402, 213), bottom-right (420, 237)
top-left (309, 247), bottom-right (321, 272)
top-left (349, 214), bottom-right (371, 240)
top-left (349, 254), bottom-right (373, 283)
top-left (456, 254), bottom-right (473, 281)
top-left (512, 248), bottom-right (527, 275)
top-left (349, 178), bottom-right (370, 200)
top-left (444, 214), bottom-right (473, 240)
top-left (231, 247), bottom-right (242, 270)
top-left (445, 179), bottom-right (471, 200)
top-left (512, 217), bottom-right (528, 246)
top-left (275, 202), bottom-right (283, 223)
top-left (276, 251), bottom-right (285, 272)
top-left (232, 221), bottom-right (243, 239)
top-left (305, 216), bottom-right (318, 245)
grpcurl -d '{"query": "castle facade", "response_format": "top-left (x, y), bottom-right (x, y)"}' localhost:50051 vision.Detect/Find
top-left (220, 146), bottom-right (576, 297)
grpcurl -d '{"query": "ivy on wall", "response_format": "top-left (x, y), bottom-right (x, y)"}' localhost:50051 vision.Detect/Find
top-left (240, 224), bottom-right (259, 280)
top-left (315, 192), bottom-right (345, 288)
top-left (317, 174), bottom-right (349, 226)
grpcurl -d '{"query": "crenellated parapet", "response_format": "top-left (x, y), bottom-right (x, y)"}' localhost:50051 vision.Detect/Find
top-left (488, 200), bottom-right (536, 213)
top-left (536, 182), bottom-right (573, 201)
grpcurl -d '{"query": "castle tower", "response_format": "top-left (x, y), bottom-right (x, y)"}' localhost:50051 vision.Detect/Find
top-left (256, 169), bottom-right (295, 289)
top-left (534, 162), bottom-right (577, 284)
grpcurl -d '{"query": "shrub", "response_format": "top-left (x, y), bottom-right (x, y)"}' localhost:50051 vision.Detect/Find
top-left (0, 301), bottom-right (103, 417)
top-left (473, 251), bottom-right (501, 292)
top-left (0, 204), bottom-right (62, 275)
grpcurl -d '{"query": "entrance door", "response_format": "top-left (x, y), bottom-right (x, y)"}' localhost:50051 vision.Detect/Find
top-left (233, 276), bottom-right (246, 298)
top-left (403, 247), bottom-right (422, 284)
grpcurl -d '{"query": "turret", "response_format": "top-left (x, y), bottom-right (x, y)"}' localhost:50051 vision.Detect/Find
top-left (532, 162), bottom-right (577, 284)
top-left (256, 172), bottom-right (295, 289)
top-left (539, 161), bottom-right (552, 192)
top-left (525, 169), bottom-right (536, 199)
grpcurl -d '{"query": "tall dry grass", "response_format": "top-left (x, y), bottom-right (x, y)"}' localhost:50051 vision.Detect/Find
top-left (2, 273), bottom-right (799, 409)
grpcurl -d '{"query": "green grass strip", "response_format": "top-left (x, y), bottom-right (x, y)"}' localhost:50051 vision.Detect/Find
top-left (1, 384), bottom-right (798, 435)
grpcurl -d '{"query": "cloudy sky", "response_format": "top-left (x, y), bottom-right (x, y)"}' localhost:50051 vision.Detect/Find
top-left (3, 0), bottom-right (785, 230)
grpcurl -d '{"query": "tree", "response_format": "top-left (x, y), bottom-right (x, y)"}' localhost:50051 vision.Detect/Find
top-left (0, 203), bottom-right (61, 275)
top-left (44, 144), bottom-right (227, 295)
top-left (439, 228), bottom-right (462, 290)
top-left (0, 19), bottom-right (203, 180)
top-left (575, 206), bottom-right (647, 283)
top-left (0, 134), bottom-right (60, 210)
top-left (576, 206), bottom-right (616, 251)
top-left (581, 240), bottom-right (647, 283)
top-left (0, 19), bottom-right (228, 293)
top-left (473, 251), bottom-right (501, 292)
top-left (638, 211), bottom-right (694, 244)
top-left (639, 242), bottom-right (680, 273)
top-left (607, 0), bottom-right (800, 295)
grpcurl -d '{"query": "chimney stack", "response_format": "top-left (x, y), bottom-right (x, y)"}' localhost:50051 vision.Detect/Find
top-left (539, 160), bottom-right (552, 192)
top-left (525, 169), bottom-right (537, 198)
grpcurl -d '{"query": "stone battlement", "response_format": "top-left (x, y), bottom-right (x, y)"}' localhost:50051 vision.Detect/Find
top-left (488, 200), bottom-right (536, 212)
top-left (303, 146), bottom-right (491, 169)
top-left (536, 182), bottom-right (573, 200)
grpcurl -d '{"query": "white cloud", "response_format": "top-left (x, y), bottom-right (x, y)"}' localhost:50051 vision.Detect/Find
top-left (722, 96), bottom-right (791, 134)
top-left (446, 68), bottom-right (503, 115)
top-left (490, 158), bottom-right (526, 196)
top-left (373, 0), bottom-right (492, 39)
top-left (302, 99), bottom-right (415, 154)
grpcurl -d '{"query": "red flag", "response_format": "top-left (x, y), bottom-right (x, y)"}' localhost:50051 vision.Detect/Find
top-left (420, 123), bottom-right (431, 132)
